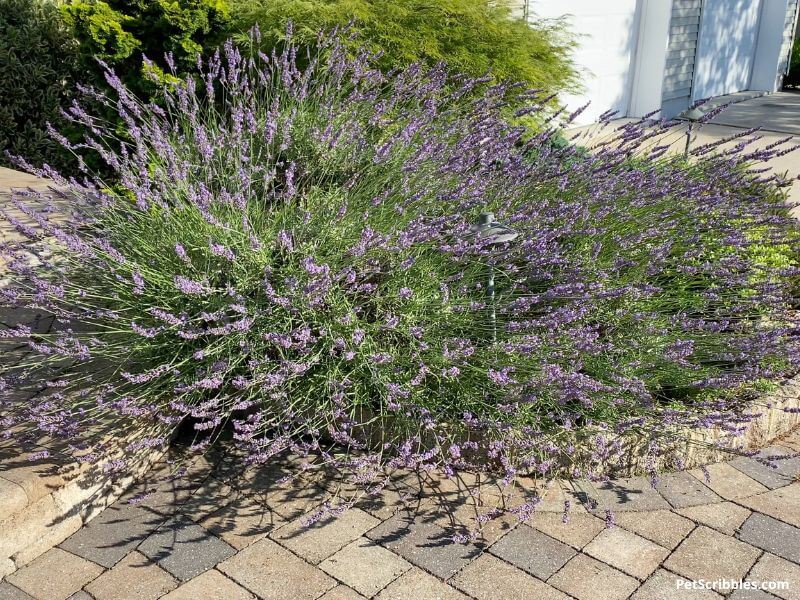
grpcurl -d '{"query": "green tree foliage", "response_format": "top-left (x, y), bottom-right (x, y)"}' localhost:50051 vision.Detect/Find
top-left (0, 0), bottom-right (80, 170)
top-left (61, 0), bottom-right (232, 96)
top-left (230, 0), bottom-right (578, 95)
top-left (786, 36), bottom-right (800, 88)
top-left (3, 0), bottom-right (577, 173)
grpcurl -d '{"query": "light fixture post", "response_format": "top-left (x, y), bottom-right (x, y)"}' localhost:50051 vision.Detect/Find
top-left (469, 211), bottom-right (518, 342)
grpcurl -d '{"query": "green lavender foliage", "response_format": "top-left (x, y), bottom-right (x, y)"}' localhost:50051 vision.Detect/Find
top-left (3, 34), bottom-right (799, 504)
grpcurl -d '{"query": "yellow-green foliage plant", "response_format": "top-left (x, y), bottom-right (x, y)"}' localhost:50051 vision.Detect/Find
top-left (61, 0), bottom-right (232, 97)
top-left (230, 0), bottom-right (578, 95)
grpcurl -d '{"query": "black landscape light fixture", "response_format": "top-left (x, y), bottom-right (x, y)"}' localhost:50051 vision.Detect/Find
top-left (467, 211), bottom-right (519, 342)
top-left (681, 106), bottom-right (705, 156)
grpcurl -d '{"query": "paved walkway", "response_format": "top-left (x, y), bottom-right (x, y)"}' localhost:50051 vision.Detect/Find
top-left (1, 429), bottom-right (799, 600)
top-left (568, 90), bottom-right (800, 217)
top-left (705, 91), bottom-right (800, 135)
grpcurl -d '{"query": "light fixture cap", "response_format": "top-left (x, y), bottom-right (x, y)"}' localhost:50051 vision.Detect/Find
top-left (468, 212), bottom-right (519, 245)
top-left (681, 107), bottom-right (705, 121)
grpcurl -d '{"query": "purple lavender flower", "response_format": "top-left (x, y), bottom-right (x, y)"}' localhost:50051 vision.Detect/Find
top-left (209, 240), bottom-right (235, 261)
top-left (132, 270), bottom-right (145, 295)
top-left (131, 322), bottom-right (159, 338)
top-left (175, 243), bottom-right (190, 263)
top-left (277, 229), bottom-right (293, 252)
top-left (174, 275), bottom-right (209, 295)
top-left (604, 509), bottom-right (616, 528)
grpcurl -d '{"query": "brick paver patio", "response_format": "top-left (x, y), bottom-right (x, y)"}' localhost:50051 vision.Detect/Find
top-left (0, 426), bottom-right (797, 600)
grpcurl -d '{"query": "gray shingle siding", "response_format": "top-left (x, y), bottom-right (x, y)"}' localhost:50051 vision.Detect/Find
top-left (663, 0), bottom-right (703, 102)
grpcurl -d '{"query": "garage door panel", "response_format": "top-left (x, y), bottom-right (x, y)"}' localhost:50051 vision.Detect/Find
top-left (529, 0), bottom-right (640, 124)
top-left (692, 0), bottom-right (763, 99)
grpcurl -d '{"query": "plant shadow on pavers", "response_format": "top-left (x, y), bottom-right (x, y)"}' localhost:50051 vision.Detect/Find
top-left (572, 476), bottom-right (671, 513)
top-left (137, 514), bottom-right (235, 581)
top-left (729, 448), bottom-right (800, 490)
top-left (55, 450), bottom-right (215, 569)
top-left (195, 496), bottom-right (284, 550)
top-left (57, 498), bottom-right (167, 569)
top-left (366, 514), bottom-right (484, 580)
top-left (371, 470), bottom-right (526, 545)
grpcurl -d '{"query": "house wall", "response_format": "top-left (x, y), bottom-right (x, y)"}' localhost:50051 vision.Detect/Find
top-left (659, 0), bottom-right (704, 118)
top-left (528, 0), bottom-right (641, 124)
top-left (629, 0), bottom-right (673, 117)
top-left (525, 0), bottom-right (796, 123)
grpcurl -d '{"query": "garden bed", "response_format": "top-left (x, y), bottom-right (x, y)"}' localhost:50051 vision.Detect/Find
top-left (2, 27), bottom-right (800, 540)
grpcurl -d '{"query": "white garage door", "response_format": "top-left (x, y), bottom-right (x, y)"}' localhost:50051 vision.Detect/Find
top-left (529, 0), bottom-right (641, 124)
top-left (692, 0), bottom-right (763, 99)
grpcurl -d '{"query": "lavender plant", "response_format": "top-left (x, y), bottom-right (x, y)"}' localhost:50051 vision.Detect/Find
top-left (2, 28), bottom-right (799, 529)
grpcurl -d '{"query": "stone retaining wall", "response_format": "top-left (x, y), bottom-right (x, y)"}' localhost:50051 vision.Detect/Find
top-left (0, 308), bottom-right (166, 579)
top-left (601, 375), bottom-right (800, 477)
top-left (0, 439), bottom-right (164, 579)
